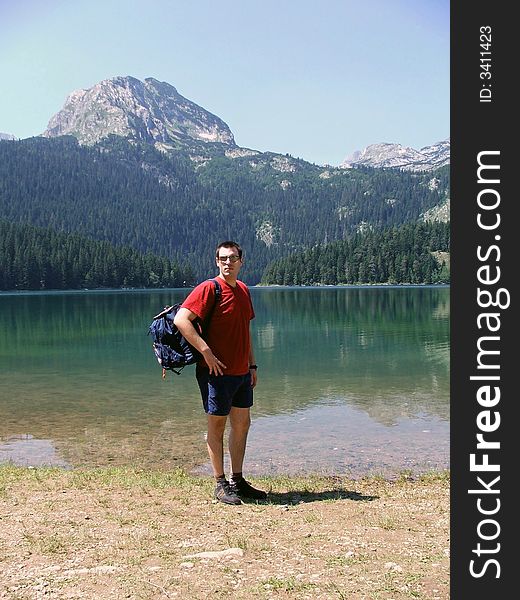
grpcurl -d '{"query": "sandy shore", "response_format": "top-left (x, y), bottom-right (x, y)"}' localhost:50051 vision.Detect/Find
top-left (0, 466), bottom-right (449, 599)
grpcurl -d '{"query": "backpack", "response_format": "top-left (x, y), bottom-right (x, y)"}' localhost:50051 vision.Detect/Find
top-left (148, 278), bottom-right (222, 378)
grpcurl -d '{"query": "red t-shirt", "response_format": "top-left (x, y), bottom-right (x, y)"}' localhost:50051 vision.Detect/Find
top-left (181, 278), bottom-right (255, 375)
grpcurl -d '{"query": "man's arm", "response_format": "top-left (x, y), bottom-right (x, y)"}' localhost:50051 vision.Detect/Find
top-left (174, 307), bottom-right (227, 375)
top-left (248, 324), bottom-right (257, 388)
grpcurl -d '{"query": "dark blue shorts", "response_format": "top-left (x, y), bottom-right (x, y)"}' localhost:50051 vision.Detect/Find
top-left (196, 366), bottom-right (253, 416)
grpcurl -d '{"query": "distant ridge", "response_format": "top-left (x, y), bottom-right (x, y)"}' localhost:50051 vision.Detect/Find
top-left (341, 139), bottom-right (450, 172)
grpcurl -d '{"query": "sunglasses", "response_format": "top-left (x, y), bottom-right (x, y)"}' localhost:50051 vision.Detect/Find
top-left (217, 255), bottom-right (241, 263)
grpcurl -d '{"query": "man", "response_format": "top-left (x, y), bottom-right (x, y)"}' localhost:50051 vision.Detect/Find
top-left (174, 241), bottom-right (267, 505)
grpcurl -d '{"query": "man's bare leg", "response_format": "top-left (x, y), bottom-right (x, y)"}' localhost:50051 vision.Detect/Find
top-left (208, 413), bottom-right (243, 505)
top-left (206, 414), bottom-right (227, 477)
top-left (228, 407), bottom-right (251, 475)
top-left (228, 407), bottom-right (266, 499)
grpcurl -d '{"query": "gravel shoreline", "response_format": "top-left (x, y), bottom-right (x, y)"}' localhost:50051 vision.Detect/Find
top-left (0, 466), bottom-right (450, 599)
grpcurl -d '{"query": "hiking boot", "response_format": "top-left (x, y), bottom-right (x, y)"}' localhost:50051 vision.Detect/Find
top-left (214, 479), bottom-right (242, 505)
top-left (230, 477), bottom-right (267, 500)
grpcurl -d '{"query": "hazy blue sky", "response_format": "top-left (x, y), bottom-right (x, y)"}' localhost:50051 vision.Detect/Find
top-left (0, 0), bottom-right (449, 166)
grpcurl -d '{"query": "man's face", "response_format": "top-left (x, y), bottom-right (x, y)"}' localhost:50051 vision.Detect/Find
top-left (216, 246), bottom-right (243, 278)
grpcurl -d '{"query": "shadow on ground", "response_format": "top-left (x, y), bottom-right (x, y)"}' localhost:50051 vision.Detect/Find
top-left (244, 489), bottom-right (379, 505)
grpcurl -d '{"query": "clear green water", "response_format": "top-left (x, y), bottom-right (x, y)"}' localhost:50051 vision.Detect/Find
top-left (0, 286), bottom-right (449, 478)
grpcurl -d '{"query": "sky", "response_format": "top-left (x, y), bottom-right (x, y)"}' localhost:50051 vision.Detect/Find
top-left (0, 0), bottom-right (449, 166)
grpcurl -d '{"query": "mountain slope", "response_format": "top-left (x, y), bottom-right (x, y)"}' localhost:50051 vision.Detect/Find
top-left (1, 76), bottom-right (450, 286)
top-left (0, 219), bottom-right (189, 290)
top-left (261, 221), bottom-right (450, 285)
top-left (43, 76), bottom-right (236, 150)
top-left (0, 136), bottom-right (449, 284)
top-left (42, 76), bottom-right (450, 171)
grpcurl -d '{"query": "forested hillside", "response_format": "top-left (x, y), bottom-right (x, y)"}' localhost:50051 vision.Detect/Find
top-left (0, 220), bottom-right (193, 290)
top-left (261, 222), bottom-right (450, 285)
top-left (0, 137), bottom-right (449, 286)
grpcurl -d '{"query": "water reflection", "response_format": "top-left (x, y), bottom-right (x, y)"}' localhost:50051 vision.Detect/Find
top-left (251, 287), bottom-right (449, 425)
top-left (0, 435), bottom-right (71, 468)
top-left (0, 287), bottom-right (449, 475)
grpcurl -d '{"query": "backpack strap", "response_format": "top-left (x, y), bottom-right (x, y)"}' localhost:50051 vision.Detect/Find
top-left (211, 277), bottom-right (222, 301)
top-left (153, 305), bottom-right (174, 320)
top-left (201, 278), bottom-right (222, 334)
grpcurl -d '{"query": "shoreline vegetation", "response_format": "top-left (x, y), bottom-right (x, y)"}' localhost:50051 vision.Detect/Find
top-left (0, 282), bottom-right (450, 295)
top-left (0, 219), bottom-right (449, 292)
top-left (0, 465), bottom-right (450, 599)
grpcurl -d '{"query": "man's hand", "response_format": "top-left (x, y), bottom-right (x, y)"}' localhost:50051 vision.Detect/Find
top-left (250, 368), bottom-right (257, 388)
top-left (201, 348), bottom-right (227, 376)
top-left (175, 308), bottom-right (227, 375)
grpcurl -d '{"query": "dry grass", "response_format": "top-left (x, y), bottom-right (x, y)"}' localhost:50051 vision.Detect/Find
top-left (0, 466), bottom-right (450, 599)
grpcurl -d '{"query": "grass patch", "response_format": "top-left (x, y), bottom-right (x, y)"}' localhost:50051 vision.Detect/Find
top-left (378, 517), bottom-right (399, 530)
top-left (0, 464), bottom-right (450, 489)
top-left (224, 533), bottom-right (249, 550)
top-left (259, 576), bottom-right (318, 593)
top-left (22, 531), bottom-right (68, 555)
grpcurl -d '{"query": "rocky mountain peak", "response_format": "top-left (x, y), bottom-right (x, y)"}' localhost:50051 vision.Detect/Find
top-left (341, 139), bottom-right (450, 171)
top-left (42, 76), bottom-right (236, 148)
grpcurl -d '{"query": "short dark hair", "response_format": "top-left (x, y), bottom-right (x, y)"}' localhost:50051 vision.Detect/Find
top-left (216, 241), bottom-right (243, 259)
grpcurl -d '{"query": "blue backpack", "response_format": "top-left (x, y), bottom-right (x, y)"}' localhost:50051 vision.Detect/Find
top-left (148, 279), bottom-right (222, 378)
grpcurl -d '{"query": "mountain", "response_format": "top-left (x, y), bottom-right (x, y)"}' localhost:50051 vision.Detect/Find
top-left (43, 76), bottom-right (449, 171)
top-left (42, 76), bottom-right (236, 151)
top-left (341, 139), bottom-right (450, 171)
top-left (0, 76), bottom-right (450, 286)
top-left (0, 133), bottom-right (17, 141)
top-left (38, 76), bottom-right (451, 203)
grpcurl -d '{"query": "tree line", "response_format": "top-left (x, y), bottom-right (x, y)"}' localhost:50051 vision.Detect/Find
top-left (0, 219), bottom-right (449, 291)
top-left (260, 221), bottom-right (450, 285)
top-left (0, 137), bottom-right (450, 284)
top-left (0, 220), bottom-right (195, 291)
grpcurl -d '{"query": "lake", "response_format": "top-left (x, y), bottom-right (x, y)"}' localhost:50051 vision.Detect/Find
top-left (0, 286), bottom-right (449, 478)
